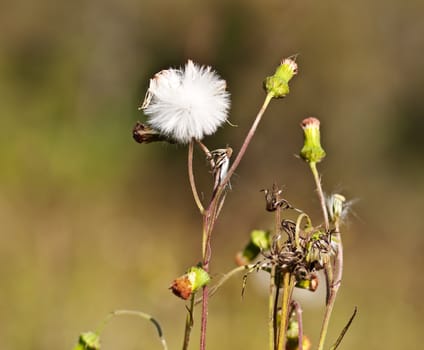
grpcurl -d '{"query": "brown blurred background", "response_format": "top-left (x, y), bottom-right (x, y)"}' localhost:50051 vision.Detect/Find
top-left (0, 0), bottom-right (423, 349)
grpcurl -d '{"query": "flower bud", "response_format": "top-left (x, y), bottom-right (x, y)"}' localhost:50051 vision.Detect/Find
top-left (300, 117), bottom-right (326, 163)
top-left (170, 266), bottom-right (211, 300)
top-left (263, 57), bottom-right (298, 98)
top-left (235, 230), bottom-right (271, 266)
top-left (73, 331), bottom-right (100, 350)
top-left (295, 273), bottom-right (319, 292)
top-left (286, 314), bottom-right (312, 350)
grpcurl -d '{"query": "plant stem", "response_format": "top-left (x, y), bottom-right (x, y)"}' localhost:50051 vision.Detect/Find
top-left (270, 197), bottom-right (282, 350)
top-left (318, 223), bottom-right (344, 350)
top-left (317, 288), bottom-right (337, 350)
top-left (308, 161), bottom-right (334, 306)
top-left (200, 210), bottom-right (213, 350)
top-left (195, 265), bottom-right (252, 304)
top-left (273, 271), bottom-right (281, 349)
top-left (200, 284), bottom-right (209, 350)
top-left (188, 140), bottom-right (205, 214)
top-left (290, 300), bottom-right (304, 350)
top-left (97, 310), bottom-right (168, 350)
top-left (182, 295), bottom-right (195, 350)
top-left (199, 93), bottom-right (274, 350)
top-left (269, 265), bottom-right (276, 350)
top-left (277, 272), bottom-right (295, 350)
top-left (220, 93), bottom-right (273, 190)
top-left (308, 162), bottom-right (329, 231)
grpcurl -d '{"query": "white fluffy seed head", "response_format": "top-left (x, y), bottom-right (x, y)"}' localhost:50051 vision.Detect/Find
top-left (141, 60), bottom-right (231, 144)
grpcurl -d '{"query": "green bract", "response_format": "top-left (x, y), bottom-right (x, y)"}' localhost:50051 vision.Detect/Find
top-left (264, 58), bottom-right (298, 98)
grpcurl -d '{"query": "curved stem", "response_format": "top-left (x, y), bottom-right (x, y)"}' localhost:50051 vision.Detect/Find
top-left (97, 310), bottom-right (168, 350)
top-left (294, 212), bottom-right (311, 249)
top-left (188, 140), bottom-right (205, 214)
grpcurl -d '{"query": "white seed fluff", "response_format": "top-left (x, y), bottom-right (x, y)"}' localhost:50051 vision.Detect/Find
top-left (141, 60), bottom-right (231, 144)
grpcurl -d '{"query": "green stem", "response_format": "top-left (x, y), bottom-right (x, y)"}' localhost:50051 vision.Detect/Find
top-left (277, 273), bottom-right (295, 350)
top-left (97, 310), bottom-right (168, 350)
top-left (309, 161), bottom-right (333, 304)
top-left (182, 295), bottom-right (195, 350)
top-left (308, 162), bottom-right (329, 231)
top-left (194, 264), bottom-right (253, 305)
top-left (294, 213), bottom-right (311, 249)
top-left (269, 266), bottom-right (276, 350)
top-left (270, 195), bottom-right (282, 350)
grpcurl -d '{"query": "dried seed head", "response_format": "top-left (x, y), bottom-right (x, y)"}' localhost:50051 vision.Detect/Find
top-left (141, 60), bottom-right (230, 144)
top-left (170, 266), bottom-right (210, 300)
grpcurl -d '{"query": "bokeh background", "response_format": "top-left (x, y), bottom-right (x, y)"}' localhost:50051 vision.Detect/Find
top-left (1, 0), bottom-right (423, 349)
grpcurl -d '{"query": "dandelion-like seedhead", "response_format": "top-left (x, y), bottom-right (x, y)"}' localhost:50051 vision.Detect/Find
top-left (141, 60), bottom-right (231, 144)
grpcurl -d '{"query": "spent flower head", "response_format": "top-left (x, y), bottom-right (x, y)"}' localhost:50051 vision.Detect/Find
top-left (140, 60), bottom-right (231, 144)
top-left (170, 266), bottom-right (211, 300)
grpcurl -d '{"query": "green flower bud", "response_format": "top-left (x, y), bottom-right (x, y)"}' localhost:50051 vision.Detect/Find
top-left (236, 230), bottom-right (270, 266)
top-left (286, 315), bottom-right (312, 350)
top-left (300, 117), bottom-right (326, 163)
top-left (295, 273), bottom-right (318, 292)
top-left (73, 331), bottom-right (100, 350)
top-left (263, 57), bottom-right (298, 98)
top-left (170, 266), bottom-right (210, 300)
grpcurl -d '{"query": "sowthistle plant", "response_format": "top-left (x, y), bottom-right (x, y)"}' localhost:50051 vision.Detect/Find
top-left (73, 57), bottom-right (356, 350)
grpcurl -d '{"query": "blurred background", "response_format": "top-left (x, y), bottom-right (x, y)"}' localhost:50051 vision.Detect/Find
top-left (1, 0), bottom-right (423, 349)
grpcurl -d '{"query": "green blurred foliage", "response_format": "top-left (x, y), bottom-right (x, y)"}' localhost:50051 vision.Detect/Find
top-left (0, 0), bottom-right (423, 349)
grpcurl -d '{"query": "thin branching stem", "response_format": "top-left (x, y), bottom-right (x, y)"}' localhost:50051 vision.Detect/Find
top-left (199, 93), bottom-right (274, 350)
top-left (195, 264), bottom-right (253, 305)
